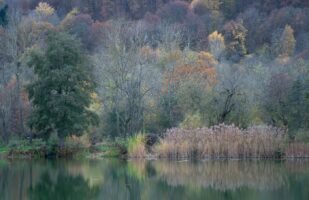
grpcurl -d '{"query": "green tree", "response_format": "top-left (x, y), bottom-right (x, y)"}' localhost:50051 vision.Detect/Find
top-left (27, 31), bottom-right (98, 141)
top-left (287, 78), bottom-right (309, 136)
top-left (0, 2), bottom-right (8, 27)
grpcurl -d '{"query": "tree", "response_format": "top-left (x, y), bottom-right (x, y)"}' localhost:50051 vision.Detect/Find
top-left (211, 63), bottom-right (247, 126)
top-left (0, 3), bottom-right (8, 27)
top-left (264, 73), bottom-right (293, 127)
top-left (156, 1), bottom-right (189, 24)
top-left (35, 2), bottom-right (55, 21)
top-left (27, 31), bottom-right (98, 141)
top-left (191, 0), bottom-right (221, 11)
top-left (94, 21), bottom-right (159, 137)
top-left (208, 31), bottom-right (225, 59)
top-left (0, 78), bottom-right (13, 143)
top-left (1, 11), bottom-right (29, 138)
top-left (271, 25), bottom-right (296, 58)
top-left (286, 77), bottom-right (309, 135)
top-left (223, 20), bottom-right (247, 61)
top-left (280, 25), bottom-right (296, 57)
top-left (60, 9), bottom-right (95, 50)
top-left (221, 0), bottom-right (236, 19)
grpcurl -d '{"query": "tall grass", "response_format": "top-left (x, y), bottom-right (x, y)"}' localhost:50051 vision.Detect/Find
top-left (127, 134), bottom-right (147, 158)
top-left (285, 143), bottom-right (309, 158)
top-left (154, 124), bottom-right (286, 159)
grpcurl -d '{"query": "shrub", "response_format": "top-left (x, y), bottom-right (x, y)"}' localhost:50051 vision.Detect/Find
top-left (56, 135), bottom-right (90, 157)
top-left (154, 124), bottom-right (286, 159)
top-left (127, 134), bottom-right (147, 158)
top-left (47, 132), bottom-right (59, 154)
top-left (8, 139), bottom-right (46, 157)
top-left (294, 130), bottom-right (309, 143)
top-left (0, 146), bottom-right (8, 154)
top-left (179, 113), bottom-right (204, 129)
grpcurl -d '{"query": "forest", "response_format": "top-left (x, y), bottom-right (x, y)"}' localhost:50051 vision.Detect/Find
top-left (0, 0), bottom-right (308, 158)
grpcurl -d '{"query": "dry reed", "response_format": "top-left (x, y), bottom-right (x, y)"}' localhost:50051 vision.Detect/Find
top-left (154, 124), bottom-right (286, 159)
top-left (285, 143), bottom-right (309, 158)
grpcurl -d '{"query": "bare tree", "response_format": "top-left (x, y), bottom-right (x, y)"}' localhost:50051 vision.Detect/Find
top-left (94, 20), bottom-right (161, 137)
top-left (213, 62), bottom-right (245, 124)
top-left (3, 10), bottom-right (26, 137)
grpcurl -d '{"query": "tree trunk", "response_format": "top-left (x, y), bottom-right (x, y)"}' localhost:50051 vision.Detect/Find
top-left (16, 63), bottom-right (25, 137)
top-left (2, 118), bottom-right (9, 144)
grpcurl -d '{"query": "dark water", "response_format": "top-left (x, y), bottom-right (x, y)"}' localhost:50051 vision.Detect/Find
top-left (1, 159), bottom-right (309, 200)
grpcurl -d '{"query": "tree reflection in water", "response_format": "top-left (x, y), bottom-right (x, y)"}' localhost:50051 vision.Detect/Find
top-left (1, 159), bottom-right (309, 200)
top-left (29, 171), bottom-right (99, 200)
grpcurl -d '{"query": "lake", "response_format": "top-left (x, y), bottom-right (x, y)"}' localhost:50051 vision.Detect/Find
top-left (1, 159), bottom-right (309, 200)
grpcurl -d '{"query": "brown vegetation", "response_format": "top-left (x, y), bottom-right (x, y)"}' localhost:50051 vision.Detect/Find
top-left (153, 124), bottom-right (286, 159)
top-left (285, 143), bottom-right (309, 158)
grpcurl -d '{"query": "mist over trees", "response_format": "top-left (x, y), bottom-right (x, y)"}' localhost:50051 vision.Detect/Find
top-left (0, 0), bottom-right (308, 143)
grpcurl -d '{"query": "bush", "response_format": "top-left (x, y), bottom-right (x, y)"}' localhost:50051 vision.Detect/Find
top-left (294, 130), bottom-right (309, 143)
top-left (56, 135), bottom-right (90, 157)
top-left (154, 124), bottom-right (286, 159)
top-left (47, 132), bottom-right (59, 154)
top-left (0, 146), bottom-right (8, 154)
top-left (179, 112), bottom-right (204, 129)
top-left (127, 134), bottom-right (147, 158)
top-left (8, 139), bottom-right (46, 157)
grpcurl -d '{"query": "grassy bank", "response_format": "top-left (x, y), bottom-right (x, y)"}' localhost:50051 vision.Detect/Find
top-left (1, 137), bottom-right (127, 159)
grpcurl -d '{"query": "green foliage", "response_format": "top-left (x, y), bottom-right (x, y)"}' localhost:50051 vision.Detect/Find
top-left (127, 134), bottom-right (147, 158)
top-left (287, 78), bottom-right (309, 131)
top-left (27, 31), bottom-right (98, 140)
top-left (294, 130), bottom-right (309, 143)
top-left (30, 172), bottom-right (100, 200)
top-left (8, 139), bottom-right (46, 157)
top-left (47, 132), bottom-right (59, 153)
top-left (0, 145), bottom-right (8, 154)
top-left (0, 3), bottom-right (8, 27)
top-left (96, 144), bottom-right (121, 157)
top-left (179, 113), bottom-right (204, 129)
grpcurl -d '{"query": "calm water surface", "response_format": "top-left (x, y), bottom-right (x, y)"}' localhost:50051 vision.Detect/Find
top-left (0, 159), bottom-right (309, 200)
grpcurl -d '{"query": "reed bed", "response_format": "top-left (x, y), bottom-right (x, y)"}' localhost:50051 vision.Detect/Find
top-left (154, 124), bottom-right (286, 159)
top-left (285, 143), bottom-right (309, 158)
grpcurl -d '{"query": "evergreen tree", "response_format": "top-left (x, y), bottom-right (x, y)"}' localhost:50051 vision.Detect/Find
top-left (27, 31), bottom-right (98, 141)
top-left (0, 3), bottom-right (8, 27)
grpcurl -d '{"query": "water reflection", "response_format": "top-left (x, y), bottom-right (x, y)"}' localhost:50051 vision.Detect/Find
top-left (151, 161), bottom-right (288, 190)
top-left (1, 159), bottom-right (309, 200)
